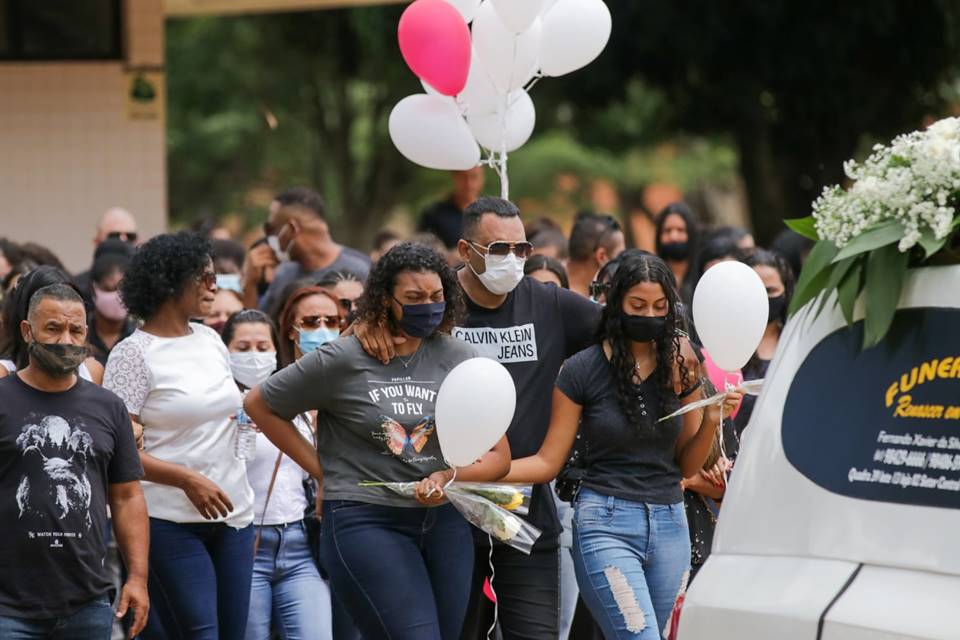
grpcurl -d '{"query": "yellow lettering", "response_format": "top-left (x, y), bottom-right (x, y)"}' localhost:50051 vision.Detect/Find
top-left (937, 357), bottom-right (954, 379)
top-left (919, 360), bottom-right (939, 385)
top-left (886, 381), bottom-right (900, 408)
top-left (952, 358), bottom-right (960, 378)
top-left (895, 395), bottom-right (913, 417)
top-left (901, 367), bottom-right (918, 393)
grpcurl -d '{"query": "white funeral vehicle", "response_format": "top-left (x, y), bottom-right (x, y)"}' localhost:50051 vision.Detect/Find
top-left (678, 264), bottom-right (960, 640)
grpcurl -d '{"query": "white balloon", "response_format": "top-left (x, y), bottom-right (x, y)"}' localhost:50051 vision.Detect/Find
top-left (468, 90), bottom-right (536, 152)
top-left (539, 0), bottom-right (612, 77)
top-left (388, 94), bottom-right (480, 171)
top-left (458, 50), bottom-right (501, 117)
top-left (491, 0), bottom-right (546, 33)
top-left (472, 1), bottom-right (542, 92)
top-left (692, 262), bottom-right (770, 372)
top-left (443, 0), bottom-right (482, 23)
top-left (435, 358), bottom-right (516, 467)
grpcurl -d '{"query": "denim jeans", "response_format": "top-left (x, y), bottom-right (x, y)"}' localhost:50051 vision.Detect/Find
top-left (0, 595), bottom-right (113, 639)
top-left (245, 520), bottom-right (332, 640)
top-left (320, 501), bottom-right (473, 640)
top-left (572, 489), bottom-right (689, 640)
top-left (141, 518), bottom-right (255, 640)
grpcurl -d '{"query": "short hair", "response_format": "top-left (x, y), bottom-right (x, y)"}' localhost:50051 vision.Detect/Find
top-left (274, 187), bottom-right (326, 219)
top-left (530, 228), bottom-right (569, 261)
top-left (121, 232), bottom-right (212, 321)
top-left (462, 197), bottom-right (520, 239)
top-left (211, 238), bottom-right (246, 271)
top-left (372, 229), bottom-right (401, 252)
top-left (524, 254), bottom-right (569, 289)
top-left (27, 283), bottom-right (84, 322)
top-left (569, 212), bottom-right (621, 262)
top-left (410, 232), bottom-right (448, 255)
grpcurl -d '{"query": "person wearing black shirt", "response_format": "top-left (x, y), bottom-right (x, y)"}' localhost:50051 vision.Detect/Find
top-left (0, 283), bottom-right (147, 638)
top-left (358, 197), bottom-right (601, 639)
top-left (417, 167), bottom-right (485, 250)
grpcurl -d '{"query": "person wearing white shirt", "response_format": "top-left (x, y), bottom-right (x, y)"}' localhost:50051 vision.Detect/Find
top-left (103, 232), bottom-right (255, 640)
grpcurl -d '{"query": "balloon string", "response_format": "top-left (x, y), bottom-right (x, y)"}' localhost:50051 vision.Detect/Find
top-left (486, 533), bottom-right (498, 640)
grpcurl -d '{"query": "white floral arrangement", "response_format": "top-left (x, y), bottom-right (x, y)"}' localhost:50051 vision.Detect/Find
top-left (787, 117), bottom-right (960, 347)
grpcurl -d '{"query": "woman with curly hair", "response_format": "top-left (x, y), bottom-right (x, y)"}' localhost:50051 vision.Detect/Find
top-left (102, 232), bottom-right (255, 640)
top-left (244, 242), bottom-right (511, 639)
top-left (502, 252), bottom-right (742, 640)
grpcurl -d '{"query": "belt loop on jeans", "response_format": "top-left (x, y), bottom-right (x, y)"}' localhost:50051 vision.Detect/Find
top-left (606, 494), bottom-right (616, 514)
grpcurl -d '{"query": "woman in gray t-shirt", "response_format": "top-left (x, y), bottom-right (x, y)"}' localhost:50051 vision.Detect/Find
top-left (245, 243), bottom-right (511, 640)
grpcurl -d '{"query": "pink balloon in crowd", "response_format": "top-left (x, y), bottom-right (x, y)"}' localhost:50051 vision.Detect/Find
top-left (701, 349), bottom-right (744, 419)
top-left (398, 0), bottom-right (472, 96)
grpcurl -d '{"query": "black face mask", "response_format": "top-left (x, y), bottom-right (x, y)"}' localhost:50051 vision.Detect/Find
top-left (29, 342), bottom-right (87, 377)
top-left (768, 294), bottom-right (787, 324)
top-left (621, 313), bottom-right (667, 343)
top-left (659, 241), bottom-right (690, 261)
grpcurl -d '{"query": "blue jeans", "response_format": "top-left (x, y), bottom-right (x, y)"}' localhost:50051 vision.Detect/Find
top-left (0, 595), bottom-right (113, 639)
top-left (142, 518), bottom-right (255, 640)
top-left (572, 490), bottom-right (690, 640)
top-left (245, 520), bottom-right (332, 640)
top-left (320, 501), bottom-right (473, 640)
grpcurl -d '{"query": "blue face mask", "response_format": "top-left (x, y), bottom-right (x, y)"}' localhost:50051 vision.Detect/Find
top-left (298, 327), bottom-right (339, 354)
top-left (216, 273), bottom-right (243, 294)
top-left (396, 300), bottom-right (446, 338)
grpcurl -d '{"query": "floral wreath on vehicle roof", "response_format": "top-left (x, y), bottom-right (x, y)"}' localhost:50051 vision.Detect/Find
top-left (785, 116), bottom-right (960, 348)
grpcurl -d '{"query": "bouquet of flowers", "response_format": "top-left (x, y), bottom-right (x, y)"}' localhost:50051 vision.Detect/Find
top-left (785, 116), bottom-right (960, 347)
top-left (358, 481), bottom-right (541, 554)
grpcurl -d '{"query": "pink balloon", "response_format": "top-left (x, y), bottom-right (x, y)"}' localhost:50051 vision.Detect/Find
top-left (398, 0), bottom-right (471, 96)
top-left (701, 349), bottom-right (744, 420)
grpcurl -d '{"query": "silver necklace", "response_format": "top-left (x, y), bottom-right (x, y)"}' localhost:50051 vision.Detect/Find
top-left (397, 343), bottom-right (423, 369)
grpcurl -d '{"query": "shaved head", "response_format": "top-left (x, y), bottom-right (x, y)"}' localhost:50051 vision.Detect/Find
top-left (95, 207), bottom-right (138, 245)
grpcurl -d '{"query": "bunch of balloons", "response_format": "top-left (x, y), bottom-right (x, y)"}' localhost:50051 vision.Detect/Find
top-left (390, 0), bottom-right (612, 196)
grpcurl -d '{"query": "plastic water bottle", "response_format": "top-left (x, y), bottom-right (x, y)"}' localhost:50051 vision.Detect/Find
top-left (234, 405), bottom-right (257, 461)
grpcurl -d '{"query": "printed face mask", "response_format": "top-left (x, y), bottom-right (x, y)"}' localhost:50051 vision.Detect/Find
top-left (229, 351), bottom-right (277, 388)
top-left (621, 313), bottom-right (667, 343)
top-left (396, 300), bottom-right (446, 339)
top-left (29, 341), bottom-right (88, 377)
top-left (216, 273), bottom-right (243, 294)
top-left (267, 235), bottom-right (290, 263)
top-left (93, 287), bottom-right (127, 322)
top-left (298, 327), bottom-right (339, 354)
top-left (469, 247), bottom-right (525, 295)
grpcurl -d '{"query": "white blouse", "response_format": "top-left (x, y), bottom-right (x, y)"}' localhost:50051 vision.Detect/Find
top-left (103, 324), bottom-right (254, 528)
top-left (247, 415), bottom-right (313, 526)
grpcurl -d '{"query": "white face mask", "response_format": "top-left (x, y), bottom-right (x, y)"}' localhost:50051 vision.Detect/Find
top-left (469, 246), bottom-right (525, 295)
top-left (266, 235), bottom-right (290, 263)
top-left (229, 351), bottom-right (277, 388)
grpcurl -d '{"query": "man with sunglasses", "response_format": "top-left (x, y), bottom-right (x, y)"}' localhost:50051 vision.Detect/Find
top-left (566, 212), bottom-right (626, 299)
top-left (356, 196), bottom-right (601, 639)
top-left (75, 207), bottom-right (140, 301)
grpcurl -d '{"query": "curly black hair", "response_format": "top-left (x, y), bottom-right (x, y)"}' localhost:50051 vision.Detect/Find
top-left (599, 252), bottom-right (692, 430)
top-left (121, 232), bottom-right (212, 321)
top-left (356, 242), bottom-right (464, 335)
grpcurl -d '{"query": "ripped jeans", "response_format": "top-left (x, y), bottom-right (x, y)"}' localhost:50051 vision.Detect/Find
top-left (572, 489), bottom-right (689, 640)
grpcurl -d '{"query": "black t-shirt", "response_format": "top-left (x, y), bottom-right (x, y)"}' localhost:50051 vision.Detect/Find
top-left (418, 198), bottom-right (463, 249)
top-left (0, 375), bottom-right (144, 618)
top-left (556, 344), bottom-right (685, 504)
top-left (734, 356), bottom-right (770, 438)
top-left (453, 277), bottom-right (601, 539)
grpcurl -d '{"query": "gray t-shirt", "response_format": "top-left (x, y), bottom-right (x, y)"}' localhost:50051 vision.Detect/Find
top-left (259, 335), bottom-right (477, 507)
top-left (258, 246), bottom-right (371, 315)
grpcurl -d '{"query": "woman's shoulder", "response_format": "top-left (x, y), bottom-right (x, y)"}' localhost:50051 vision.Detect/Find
top-left (430, 333), bottom-right (481, 361)
top-left (565, 343), bottom-right (605, 368)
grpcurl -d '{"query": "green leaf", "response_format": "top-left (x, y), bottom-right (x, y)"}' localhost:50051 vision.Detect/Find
top-left (784, 216), bottom-right (820, 241)
top-left (789, 240), bottom-right (839, 316)
top-left (837, 259), bottom-right (863, 324)
top-left (817, 255), bottom-right (858, 315)
top-left (917, 228), bottom-right (947, 259)
top-left (832, 219), bottom-right (904, 263)
top-left (863, 244), bottom-right (910, 349)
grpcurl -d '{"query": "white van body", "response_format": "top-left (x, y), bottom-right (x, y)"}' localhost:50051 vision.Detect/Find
top-left (678, 264), bottom-right (960, 640)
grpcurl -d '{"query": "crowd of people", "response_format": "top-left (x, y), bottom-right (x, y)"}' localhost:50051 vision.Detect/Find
top-left (0, 172), bottom-right (813, 640)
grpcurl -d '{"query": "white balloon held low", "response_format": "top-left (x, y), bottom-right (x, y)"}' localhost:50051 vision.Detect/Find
top-left (388, 94), bottom-right (481, 170)
top-left (435, 357), bottom-right (517, 467)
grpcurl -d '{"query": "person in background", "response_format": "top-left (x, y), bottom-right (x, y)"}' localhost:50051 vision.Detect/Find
top-left (87, 239), bottom-right (137, 366)
top-left (410, 231), bottom-right (449, 256)
top-left (0, 238), bottom-right (24, 283)
top-left (0, 266), bottom-right (104, 384)
top-left (655, 202), bottom-right (700, 304)
top-left (694, 230), bottom-right (744, 284)
top-left (278, 286), bottom-right (341, 368)
top-left (75, 207), bottom-right (139, 293)
top-left (241, 238), bottom-right (278, 310)
top-left (370, 229), bottom-right (402, 264)
top-left (530, 227), bottom-right (569, 262)
top-left (212, 238), bottom-right (247, 295)
top-left (103, 232), bottom-right (255, 640)
top-left (221, 310), bottom-right (333, 640)
top-left (770, 229), bottom-right (814, 284)
top-left (566, 212), bottom-right (627, 298)
top-left (205, 288), bottom-right (245, 335)
top-left (524, 254), bottom-right (569, 289)
top-left (0, 283), bottom-right (149, 638)
top-left (502, 252), bottom-right (742, 640)
top-left (418, 166), bottom-right (485, 250)
top-left (257, 188), bottom-right (371, 318)
top-left (245, 242), bottom-right (512, 639)
top-left (733, 249), bottom-right (795, 438)
top-left (18, 243), bottom-right (66, 272)
top-left (315, 271), bottom-right (363, 329)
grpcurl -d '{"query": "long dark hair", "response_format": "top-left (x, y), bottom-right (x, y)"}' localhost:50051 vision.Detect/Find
top-left (599, 253), bottom-right (691, 427)
top-left (739, 248), bottom-right (795, 326)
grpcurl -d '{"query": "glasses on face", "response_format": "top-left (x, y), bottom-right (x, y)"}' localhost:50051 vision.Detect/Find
top-left (469, 240), bottom-right (534, 260)
top-left (106, 231), bottom-right (138, 243)
top-left (196, 270), bottom-right (217, 290)
top-left (298, 315), bottom-right (341, 330)
top-left (589, 280), bottom-right (611, 301)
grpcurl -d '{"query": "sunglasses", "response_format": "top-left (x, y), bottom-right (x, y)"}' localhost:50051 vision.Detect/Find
top-left (469, 240), bottom-right (534, 260)
top-left (106, 231), bottom-right (138, 243)
top-left (589, 280), bottom-right (611, 300)
top-left (298, 315), bottom-right (341, 330)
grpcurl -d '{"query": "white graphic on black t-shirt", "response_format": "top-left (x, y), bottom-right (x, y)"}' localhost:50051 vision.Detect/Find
top-left (15, 415), bottom-right (93, 532)
top-left (452, 323), bottom-right (538, 364)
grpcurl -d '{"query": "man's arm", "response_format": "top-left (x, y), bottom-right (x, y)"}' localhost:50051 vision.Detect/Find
top-left (108, 481), bottom-right (149, 638)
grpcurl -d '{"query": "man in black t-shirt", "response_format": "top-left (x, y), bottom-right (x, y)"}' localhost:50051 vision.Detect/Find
top-left (359, 197), bottom-right (601, 639)
top-left (0, 284), bottom-right (147, 638)
top-left (418, 167), bottom-right (486, 249)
